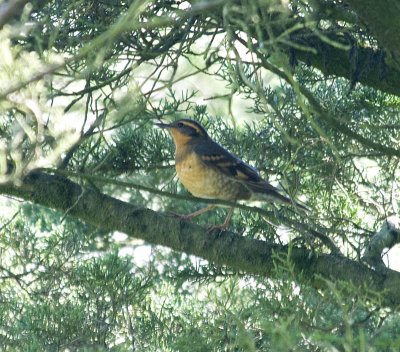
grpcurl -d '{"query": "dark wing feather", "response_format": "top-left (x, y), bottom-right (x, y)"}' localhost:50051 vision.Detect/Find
top-left (194, 140), bottom-right (309, 211)
top-left (194, 140), bottom-right (279, 193)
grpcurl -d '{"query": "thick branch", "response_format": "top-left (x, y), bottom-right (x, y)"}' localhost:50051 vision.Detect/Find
top-left (290, 32), bottom-right (400, 97)
top-left (247, 12), bottom-right (400, 96)
top-left (1, 171), bottom-right (400, 307)
top-left (363, 216), bottom-right (400, 271)
top-left (345, 0), bottom-right (400, 68)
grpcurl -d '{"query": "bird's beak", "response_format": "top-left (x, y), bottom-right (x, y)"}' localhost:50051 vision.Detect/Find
top-left (155, 122), bottom-right (171, 129)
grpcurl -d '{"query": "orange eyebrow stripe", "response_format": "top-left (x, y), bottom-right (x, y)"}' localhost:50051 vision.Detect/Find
top-left (182, 122), bottom-right (205, 135)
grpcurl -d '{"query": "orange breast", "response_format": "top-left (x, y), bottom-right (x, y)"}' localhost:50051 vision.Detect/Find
top-left (175, 151), bottom-right (251, 200)
top-left (176, 152), bottom-right (214, 198)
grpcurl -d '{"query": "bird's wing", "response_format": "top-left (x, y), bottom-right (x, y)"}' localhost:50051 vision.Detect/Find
top-left (194, 140), bottom-right (279, 193)
top-left (194, 140), bottom-right (309, 211)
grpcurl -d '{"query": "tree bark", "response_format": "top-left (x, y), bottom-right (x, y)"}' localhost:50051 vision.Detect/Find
top-left (289, 31), bottom-right (400, 97)
top-left (1, 170), bottom-right (399, 308)
top-left (345, 0), bottom-right (400, 68)
top-left (244, 3), bottom-right (400, 96)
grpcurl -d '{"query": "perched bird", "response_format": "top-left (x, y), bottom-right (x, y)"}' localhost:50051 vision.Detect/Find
top-left (156, 118), bottom-right (308, 229)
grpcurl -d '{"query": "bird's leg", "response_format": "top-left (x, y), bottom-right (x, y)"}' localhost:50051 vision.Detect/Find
top-left (184, 204), bottom-right (216, 220)
top-left (169, 204), bottom-right (216, 221)
top-left (221, 206), bottom-right (234, 228)
top-left (207, 207), bottom-right (235, 233)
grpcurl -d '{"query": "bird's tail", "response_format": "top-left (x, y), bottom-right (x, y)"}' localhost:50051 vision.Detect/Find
top-left (249, 181), bottom-right (310, 213)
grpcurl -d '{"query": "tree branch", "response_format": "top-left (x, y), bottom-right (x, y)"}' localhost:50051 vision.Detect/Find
top-left (289, 31), bottom-right (400, 97)
top-left (248, 13), bottom-right (400, 96)
top-left (1, 170), bottom-right (399, 307)
top-left (345, 0), bottom-right (400, 68)
top-left (363, 216), bottom-right (400, 271)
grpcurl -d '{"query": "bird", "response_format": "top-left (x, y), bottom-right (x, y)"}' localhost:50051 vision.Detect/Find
top-left (156, 118), bottom-right (308, 229)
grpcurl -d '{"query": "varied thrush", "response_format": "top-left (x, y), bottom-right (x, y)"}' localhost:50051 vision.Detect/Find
top-left (156, 119), bottom-right (308, 228)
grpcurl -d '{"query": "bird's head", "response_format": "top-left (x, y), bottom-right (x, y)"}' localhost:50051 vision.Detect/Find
top-left (155, 119), bottom-right (209, 146)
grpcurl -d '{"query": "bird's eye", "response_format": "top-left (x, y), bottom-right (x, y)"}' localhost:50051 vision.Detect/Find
top-left (177, 122), bottom-right (184, 128)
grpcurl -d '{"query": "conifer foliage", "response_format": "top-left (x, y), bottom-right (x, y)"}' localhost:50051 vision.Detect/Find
top-left (0, 0), bottom-right (400, 350)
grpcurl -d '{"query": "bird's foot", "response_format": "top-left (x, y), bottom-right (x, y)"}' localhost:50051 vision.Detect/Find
top-left (206, 223), bottom-right (229, 236)
top-left (206, 207), bottom-right (234, 235)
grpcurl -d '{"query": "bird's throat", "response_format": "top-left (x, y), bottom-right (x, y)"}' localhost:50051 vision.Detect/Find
top-left (170, 130), bottom-right (192, 148)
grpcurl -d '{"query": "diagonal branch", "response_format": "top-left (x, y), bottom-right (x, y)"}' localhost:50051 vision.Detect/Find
top-left (289, 31), bottom-right (400, 97)
top-left (246, 14), bottom-right (400, 96)
top-left (0, 170), bottom-right (400, 308)
top-left (345, 0), bottom-right (400, 68)
top-left (43, 168), bottom-right (340, 254)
